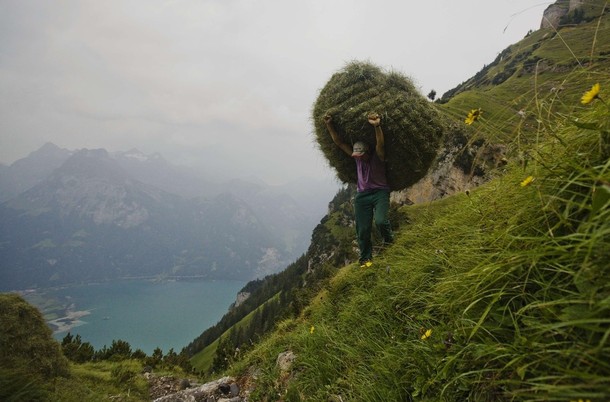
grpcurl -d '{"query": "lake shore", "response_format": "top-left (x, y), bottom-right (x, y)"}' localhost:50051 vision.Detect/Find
top-left (48, 309), bottom-right (91, 334)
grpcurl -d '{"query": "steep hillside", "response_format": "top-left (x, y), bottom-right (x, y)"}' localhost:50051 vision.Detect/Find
top-left (183, 2), bottom-right (610, 401)
top-left (232, 110), bottom-right (609, 399)
top-left (399, 0), bottom-right (610, 205)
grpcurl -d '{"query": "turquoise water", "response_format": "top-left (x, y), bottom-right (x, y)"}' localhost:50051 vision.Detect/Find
top-left (45, 280), bottom-right (245, 354)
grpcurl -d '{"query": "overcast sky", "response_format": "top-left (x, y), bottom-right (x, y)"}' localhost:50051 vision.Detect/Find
top-left (0, 0), bottom-right (552, 185)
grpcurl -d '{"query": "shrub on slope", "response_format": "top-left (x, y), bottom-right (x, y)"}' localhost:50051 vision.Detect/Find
top-left (0, 293), bottom-right (69, 401)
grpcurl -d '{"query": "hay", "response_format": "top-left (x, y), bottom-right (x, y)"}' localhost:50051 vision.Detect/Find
top-left (312, 61), bottom-right (448, 191)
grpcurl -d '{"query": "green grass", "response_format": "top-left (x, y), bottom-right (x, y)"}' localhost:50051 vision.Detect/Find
top-left (50, 360), bottom-right (150, 402)
top-left (228, 62), bottom-right (610, 401)
top-left (190, 337), bottom-right (220, 371)
top-left (191, 292), bottom-right (283, 374)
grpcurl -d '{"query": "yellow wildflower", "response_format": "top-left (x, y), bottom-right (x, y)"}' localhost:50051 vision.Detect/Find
top-left (464, 108), bottom-right (483, 125)
top-left (581, 83), bottom-right (600, 105)
top-left (310, 325), bottom-right (315, 334)
top-left (520, 176), bottom-right (535, 187)
top-left (421, 329), bottom-right (432, 340)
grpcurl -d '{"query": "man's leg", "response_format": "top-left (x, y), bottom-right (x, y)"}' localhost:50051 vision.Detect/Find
top-left (373, 190), bottom-right (394, 244)
top-left (354, 191), bottom-right (374, 263)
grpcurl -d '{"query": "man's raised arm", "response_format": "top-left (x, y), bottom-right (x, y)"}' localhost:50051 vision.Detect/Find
top-left (368, 113), bottom-right (385, 161)
top-left (324, 114), bottom-right (352, 156)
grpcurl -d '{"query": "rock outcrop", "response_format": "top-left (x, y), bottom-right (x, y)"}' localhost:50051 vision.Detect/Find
top-left (149, 375), bottom-right (242, 402)
top-left (541, 0), bottom-right (585, 29)
top-left (392, 127), bottom-right (507, 205)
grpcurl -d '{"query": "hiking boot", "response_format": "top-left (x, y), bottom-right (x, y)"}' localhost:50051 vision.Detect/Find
top-left (359, 260), bottom-right (373, 268)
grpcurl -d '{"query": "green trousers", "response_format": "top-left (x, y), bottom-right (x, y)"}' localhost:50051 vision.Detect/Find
top-left (354, 189), bottom-right (393, 263)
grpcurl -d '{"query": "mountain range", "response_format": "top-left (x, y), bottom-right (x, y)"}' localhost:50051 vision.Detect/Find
top-left (0, 143), bottom-right (339, 290)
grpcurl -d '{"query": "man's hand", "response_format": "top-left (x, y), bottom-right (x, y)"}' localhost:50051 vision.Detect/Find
top-left (324, 114), bottom-right (333, 126)
top-left (368, 112), bottom-right (381, 127)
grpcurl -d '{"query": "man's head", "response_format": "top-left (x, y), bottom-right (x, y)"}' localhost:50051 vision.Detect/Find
top-left (351, 141), bottom-right (369, 158)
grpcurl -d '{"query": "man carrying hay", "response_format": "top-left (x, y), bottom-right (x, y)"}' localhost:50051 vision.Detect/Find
top-left (324, 112), bottom-right (394, 268)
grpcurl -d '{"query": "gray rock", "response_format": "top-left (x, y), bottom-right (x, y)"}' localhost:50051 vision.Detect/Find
top-left (153, 376), bottom-right (240, 402)
top-left (276, 351), bottom-right (296, 373)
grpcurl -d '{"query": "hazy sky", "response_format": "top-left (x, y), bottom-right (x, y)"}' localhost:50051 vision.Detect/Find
top-left (0, 0), bottom-right (552, 184)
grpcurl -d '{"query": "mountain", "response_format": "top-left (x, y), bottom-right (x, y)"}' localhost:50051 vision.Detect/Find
top-left (0, 142), bottom-right (73, 202)
top-left (0, 144), bottom-right (338, 283)
top-left (111, 148), bottom-right (216, 199)
top-left (111, 151), bottom-right (338, 255)
top-left (0, 147), bottom-right (332, 290)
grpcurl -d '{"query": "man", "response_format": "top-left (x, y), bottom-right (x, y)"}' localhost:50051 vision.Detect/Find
top-left (324, 112), bottom-right (394, 268)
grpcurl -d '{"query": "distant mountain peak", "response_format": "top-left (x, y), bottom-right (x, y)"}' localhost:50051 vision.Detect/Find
top-left (53, 148), bottom-right (130, 184)
top-left (0, 143), bottom-right (74, 201)
top-left (38, 142), bottom-right (62, 152)
top-left (20, 142), bottom-right (73, 164)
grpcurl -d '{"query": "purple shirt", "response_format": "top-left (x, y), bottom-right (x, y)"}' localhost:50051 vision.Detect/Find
top-left (355, 151), bottom-right (390, 193)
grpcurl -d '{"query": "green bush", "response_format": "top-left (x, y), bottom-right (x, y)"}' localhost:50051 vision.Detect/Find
top-left (0, 294), bottom-right (69, 379)
top-left (111, 363), bottom-right (138, 386)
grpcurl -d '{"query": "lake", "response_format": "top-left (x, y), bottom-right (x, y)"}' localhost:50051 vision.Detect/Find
top-left (23, 280), bottom-right (246, 355)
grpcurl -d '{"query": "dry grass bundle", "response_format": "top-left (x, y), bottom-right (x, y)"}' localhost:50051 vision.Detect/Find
top-left (312, 61), bottom-right (448, 190)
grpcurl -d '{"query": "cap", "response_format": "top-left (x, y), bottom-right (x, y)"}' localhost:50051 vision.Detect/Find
top-left (351, 141), bottom-right (369, 157)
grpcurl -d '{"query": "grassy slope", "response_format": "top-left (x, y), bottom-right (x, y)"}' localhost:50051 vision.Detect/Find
top-left (233, 104), bottom-right (610, 402)
top-left (191, 293), bottom-right (282, 372)
top-left (52, 360), bottom-right (150, 402)
top-left (225, 9), bottom-right (610, 402)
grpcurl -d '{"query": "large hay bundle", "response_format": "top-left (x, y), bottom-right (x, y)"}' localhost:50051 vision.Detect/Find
top-left (312, 61), bottom-right (447, 191)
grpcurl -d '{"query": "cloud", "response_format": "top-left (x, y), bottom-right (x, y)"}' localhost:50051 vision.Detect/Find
top-left (0, 0), bottom-right (550, 184)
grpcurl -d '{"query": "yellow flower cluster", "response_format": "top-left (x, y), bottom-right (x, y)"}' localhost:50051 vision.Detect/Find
top-left (581, 83), bottom-right (600, 105)
top-left (464, 108), bottom-right (483, 125)
top-left (520, 176), bottom-right (535, 187)
top-left (421, 329), bottom-right (432, 340)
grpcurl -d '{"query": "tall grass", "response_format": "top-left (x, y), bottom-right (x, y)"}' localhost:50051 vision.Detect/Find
top-left (51, 360), bottom-right (150, 402)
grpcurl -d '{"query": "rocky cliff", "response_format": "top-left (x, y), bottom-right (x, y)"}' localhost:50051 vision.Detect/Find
top-left (541, 0), bottom-right (587, 29)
